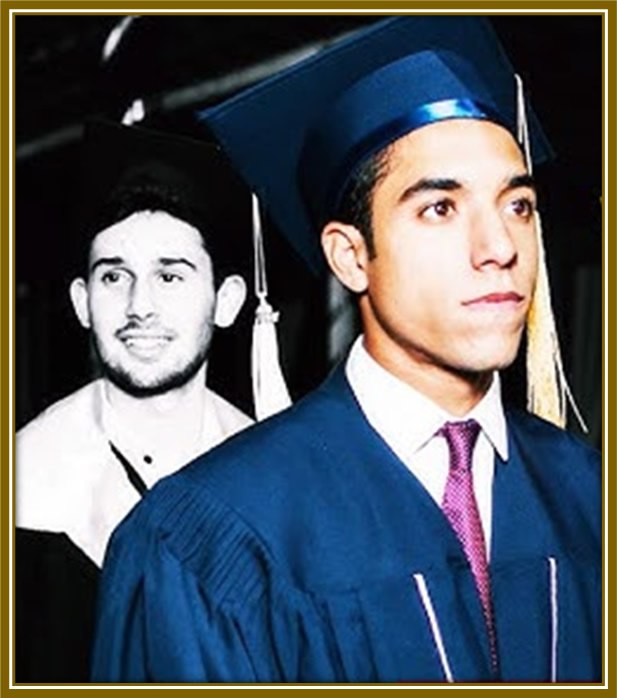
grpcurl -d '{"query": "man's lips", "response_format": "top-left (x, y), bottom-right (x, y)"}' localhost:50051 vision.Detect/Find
top-left (462, 292), bottom-right (525, 306)
top-left (115, 330), bottom-right (174, 358)
top-left (116, 327), bottom-right (174, 342)
top-left (117, 332), bottom-right (172, 341)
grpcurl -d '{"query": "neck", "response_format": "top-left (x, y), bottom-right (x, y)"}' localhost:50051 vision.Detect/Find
top-left (363, 337), bottom-right (492, 417)
top-left (102, 365), bottom-right (209, 447)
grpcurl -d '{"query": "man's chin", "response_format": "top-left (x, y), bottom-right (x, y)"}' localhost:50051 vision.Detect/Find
top-left (100, 362), bottom-right (206, 398)
top-left (455, 349), bottom-right (520, 375)
top-left (107, 377), bottom-right (183, 398)
top-left (475, 331), bottom-right (524, 365)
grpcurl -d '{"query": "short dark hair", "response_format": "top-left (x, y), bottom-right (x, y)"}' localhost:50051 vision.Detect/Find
top-left (333, 144), bottom-right (392, 256)
top-left (76, 121), bottom-right (252, 288)
top-left (83, 173), bottom-right (233, 288)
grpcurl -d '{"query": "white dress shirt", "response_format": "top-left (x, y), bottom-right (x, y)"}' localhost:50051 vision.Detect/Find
top-left (345, 336), bottom-right (508, 558)
top-left (16, 379), bottom-right (252, 566)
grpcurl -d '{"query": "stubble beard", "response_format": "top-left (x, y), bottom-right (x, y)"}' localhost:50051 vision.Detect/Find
top-left (91, 335), bottom-right (212, 398)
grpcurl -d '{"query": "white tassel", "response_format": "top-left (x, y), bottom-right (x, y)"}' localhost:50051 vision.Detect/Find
top-left (515, 75), bottom-right (587, 432)
top-left (251, 194), bottom-right (292, 420)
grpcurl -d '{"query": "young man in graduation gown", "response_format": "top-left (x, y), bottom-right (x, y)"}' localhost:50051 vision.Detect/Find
top-left (91, 17), bottom-right (601, 683)
top-left (15, 121), bottom-right (253, 682)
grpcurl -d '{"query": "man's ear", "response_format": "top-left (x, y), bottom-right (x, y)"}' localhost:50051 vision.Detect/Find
top-left (321, 221), bottom-right (369, 294)
top-left (69, 278), bottom-right (92, 329)
top-left (214, 275), bottom-right (247, 328)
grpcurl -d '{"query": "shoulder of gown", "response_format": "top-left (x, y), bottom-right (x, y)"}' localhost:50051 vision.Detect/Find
top-left (92, 368), bottom-right (369, 681)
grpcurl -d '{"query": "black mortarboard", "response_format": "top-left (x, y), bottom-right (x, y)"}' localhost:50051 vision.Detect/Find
top-left (79, 120), bottom-right (251, 279)
top-left (199, 15), bottom-right (552, 276)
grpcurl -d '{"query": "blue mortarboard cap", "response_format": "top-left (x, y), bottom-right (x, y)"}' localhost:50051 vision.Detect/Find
top-left (199, 16), bottom-right (552, 276)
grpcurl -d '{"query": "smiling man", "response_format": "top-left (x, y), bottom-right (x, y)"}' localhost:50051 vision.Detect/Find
top-left (92, 17), bottom-right (600, 683)
top-left (72, 211), bottom-right (225, 401)
top-left (15, 121), bottom-right (252, 682)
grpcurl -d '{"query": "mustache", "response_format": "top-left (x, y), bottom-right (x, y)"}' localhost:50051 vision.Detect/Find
top-left (115, 321), bottom-right (174, 340)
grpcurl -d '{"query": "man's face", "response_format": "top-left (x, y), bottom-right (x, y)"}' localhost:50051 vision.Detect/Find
top-left (73, 211), bottom-right (218, 396)
top-left (359, 119), bottom-right (539, 380)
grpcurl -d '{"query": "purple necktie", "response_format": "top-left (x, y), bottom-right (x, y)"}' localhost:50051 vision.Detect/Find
top-left (440, 419), bottom-right (498, 669)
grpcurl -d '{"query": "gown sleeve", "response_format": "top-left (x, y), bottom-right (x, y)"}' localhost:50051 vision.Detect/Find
top-left (91, 460), bottom-right (363, 684)
top-left (90, 482), bottom-right (264, 683)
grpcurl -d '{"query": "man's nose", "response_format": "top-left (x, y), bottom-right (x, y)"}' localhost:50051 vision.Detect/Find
top-left (469, 207), bottom-right (517, 270)
top-left (126, 278), bottom-right (157, 319)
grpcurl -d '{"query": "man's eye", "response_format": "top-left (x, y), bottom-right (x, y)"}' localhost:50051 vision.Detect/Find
top-left (419, 199), bottom-right (455, 221)
top-left (507, 197), bottom-right (536, 220)
top-left (101, 270), bottom-right (124, 284)
top-left (159, 272), bottom-right (183, 284)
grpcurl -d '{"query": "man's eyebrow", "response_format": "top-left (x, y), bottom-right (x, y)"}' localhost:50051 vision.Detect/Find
top-left (398, 174), bottom-right (536, 204)
top-left (159, 257), bottom-right (198, 271)
top-left (90, 256), bottom-right (199, 274)
top-left (90, 256), bottom-right (125, 274)
top-left (506, 173), bottom-right (536, 192)
top-left (399, 177), bottom-right (462, 203)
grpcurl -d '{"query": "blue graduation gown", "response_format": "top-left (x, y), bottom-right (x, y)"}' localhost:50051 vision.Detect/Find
top-left (91, 366), bottom-right (601, 683)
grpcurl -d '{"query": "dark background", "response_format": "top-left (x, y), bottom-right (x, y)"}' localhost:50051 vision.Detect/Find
top-left (15, 13), bottom-right (602, 446)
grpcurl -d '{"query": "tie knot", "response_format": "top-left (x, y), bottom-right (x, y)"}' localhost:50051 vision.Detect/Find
top-left (439, 419), bottom-right (481, 471)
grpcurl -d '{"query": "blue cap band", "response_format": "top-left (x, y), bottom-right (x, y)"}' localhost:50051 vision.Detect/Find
top-left (299, 50), bottom-right (511, 229)
top-left (328, 97), bottom-right (504, 216)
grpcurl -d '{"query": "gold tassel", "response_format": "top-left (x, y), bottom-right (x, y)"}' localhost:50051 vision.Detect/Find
top-left (516, 75), bottom-right (587, 431)
top-left (526, 212), bottom-right (566, 427)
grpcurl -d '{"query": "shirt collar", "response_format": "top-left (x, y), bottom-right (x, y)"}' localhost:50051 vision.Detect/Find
top-left (345, 336), bottom-right (508, 461)
top-left (97, 380), bottom-right (149, 467)
top-left (95, 379), bottom-right (226, 470)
